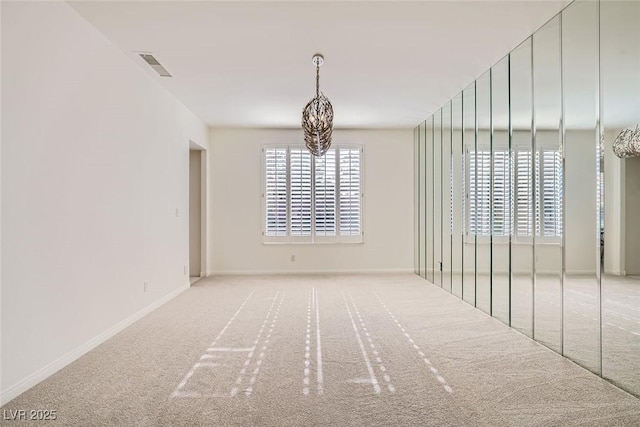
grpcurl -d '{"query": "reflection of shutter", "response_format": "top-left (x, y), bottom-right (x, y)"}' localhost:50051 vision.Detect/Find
top-left (466, 147), bottom-right (561, 239)
top-left (469, 151), bottom-right (477, 235)
top-left (556, 151), bottom-right (564, 237)
top-left (492, 151), bottom-right (511, 236)
top-left (339, 148), bottom-right (362, 236)
top-left (265, 148), bottom-right (288, 236)
top-left (535, 151), bottom-right (541, 236)
top-left (462, 150), bottom-right (467, 235)
top-left (516, 151), bottom-right (533, 236)
top-left (450, 155), bottom-right (455, 235)
top-left (479, 151), bottom-right (492, 236)
top-left (470, 151), bottom-right (491, 236)
top-left (314, 149), bottom-right (336, 236)
top-left (290, 148), bottom-right (312, 236)
top-left (541, 150), bottom-right (562, 237)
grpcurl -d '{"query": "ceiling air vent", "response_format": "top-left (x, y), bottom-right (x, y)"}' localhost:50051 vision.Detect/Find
top-left (139, 54), bottom-right (172, 77)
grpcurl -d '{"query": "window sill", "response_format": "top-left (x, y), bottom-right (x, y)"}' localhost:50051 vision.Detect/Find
top-left (262, 240), bottom-right (364, 245)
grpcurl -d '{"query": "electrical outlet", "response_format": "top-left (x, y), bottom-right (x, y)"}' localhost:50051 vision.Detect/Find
top-left (175, 208), bottom-right (179, 217)
top-left (291, 254), bottom-right (296, 262)
top-left (144, 281), bottom-right (148, 292)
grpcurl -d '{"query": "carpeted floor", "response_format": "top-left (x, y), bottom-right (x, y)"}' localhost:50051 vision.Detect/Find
top-left (2, 274), bottom-right (640, 426)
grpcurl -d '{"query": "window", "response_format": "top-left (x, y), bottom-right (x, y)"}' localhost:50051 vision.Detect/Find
top-left (263, 145), bottom-right (363, 243)
top-left (465, 147), bottom-right (562, 238)
top-left (264, 148), bottom-right (287, 237)
top-left (289, 148), bottom-right (312, 236)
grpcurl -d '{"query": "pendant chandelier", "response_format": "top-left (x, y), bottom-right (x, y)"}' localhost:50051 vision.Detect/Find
top-left (612, 125), bottom-right (640, 158)
top-left (302, 54), bottom-right (334, 157)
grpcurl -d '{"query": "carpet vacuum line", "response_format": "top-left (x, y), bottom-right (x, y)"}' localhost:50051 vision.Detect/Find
top-left (343, 291), bottom-right (381, 394)
top-left (231, 291), bottom-right (283, 397)
top-left (245, 292), bottom-right (285, 396)
top-left (303, 289), bottom-right (313, 395)
top-left (373, 291), bottom-right (453, 394)
top-left (303, 287), bottom-right (324, 395)
top-left (171, 290), bottom-right (256, 398)
top-left (348, 292), bottom-right (395, 393)
top-left (315, 287), bottom-right (324, 395)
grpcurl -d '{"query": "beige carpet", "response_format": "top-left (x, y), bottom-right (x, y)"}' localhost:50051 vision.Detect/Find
top-left (3, 274), bottom-right (640, 426)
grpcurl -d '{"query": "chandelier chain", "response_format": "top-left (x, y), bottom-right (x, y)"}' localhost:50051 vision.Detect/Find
top-left (316, 64), bottom-right (320, 98)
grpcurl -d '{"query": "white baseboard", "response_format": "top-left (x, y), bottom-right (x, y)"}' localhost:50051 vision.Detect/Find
top-left (565, 270), bottom-right (598, 275)
top-left (0, 282), bottom-right (190, 406)
top-left (212, 268), bottom-right (414, 276)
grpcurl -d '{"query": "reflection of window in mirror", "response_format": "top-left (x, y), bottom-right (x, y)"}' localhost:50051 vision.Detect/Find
top-left (464, 148), bottom-right (511, 238)
top-left (514, 146), bottom-right (562, 242)
top-left (463, 146), bottom-right (562, 242)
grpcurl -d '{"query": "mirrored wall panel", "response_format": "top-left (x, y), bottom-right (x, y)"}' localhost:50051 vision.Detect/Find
top-left (412, 0), bottom-right (640, 398)
top-left (532, 15), bottom-right (563, 354)
top-left (562, 0), bottom-right (600, 374)
top-left (452, 93), bottom-right (464, 298)
top-left (442, 101), bottom-right (453, 293)
top-left (476, 70), bottom-right (492, 315)
top-left (462, 82), bottom-right (477, 306)
top-left (426, 117), bottom-right (434, 282)
top-left (434, 109), bottom-right (443, 287)
top-left (419, 121), bottom-right (426, 278)
top-left (491, 55), bottom-right (511, 325)
top-left (510, 37), bottom-right (534, 338)
top-left (601, 0), bottom-right (640, 395)
top-left (414, 126), bottom-right (419, 274)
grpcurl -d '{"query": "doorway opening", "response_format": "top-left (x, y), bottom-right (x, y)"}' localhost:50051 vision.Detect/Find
top-left (189, 143), bottom-right (205, 284)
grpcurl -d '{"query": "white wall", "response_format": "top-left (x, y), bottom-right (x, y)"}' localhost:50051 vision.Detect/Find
top-left (625, 157), bottom-right (640, 275)
top-left (0, 0), bottom-right (4, 404)
top-left (604, 129), bottom-right (625, 275)
top-left (209, 128), bottom-right (414, 274)
top-left (189, 150), bottom-right (202, 276)
top-left (1, 1), bottom-right (208, 403)
top-left (564, 130), bottom-right (599, 274)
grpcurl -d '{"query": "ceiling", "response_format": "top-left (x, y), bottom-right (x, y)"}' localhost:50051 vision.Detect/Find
top-left (68, 0), bottom-right (570, 129)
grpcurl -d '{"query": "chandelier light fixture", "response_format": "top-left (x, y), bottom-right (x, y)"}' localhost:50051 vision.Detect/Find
top-left (612, 125), bottom-right (640, 158)
top-left (302, 54), bottom-right (334, 157)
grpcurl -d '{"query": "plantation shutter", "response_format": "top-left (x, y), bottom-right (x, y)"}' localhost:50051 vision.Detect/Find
top-left (541, 150), bottom-right (563, 237)
top-left (469, 151), bottom-right (491, 236)
top-left (515, 150), bottom-right (534, 236)
top-left (449, 156), bottom-right (455, 235)
top-left (535, 151), bottom-right (541, 236)
top-left (263, 145), bottom-right (363, 243)
top-left (492, 151), bottom-right (511, 236)
top-left (314, 148), bottom-right (337, 237)
top-left (339, 148), bottom-right (362, 236)
top-left (264, 148), bottom-right (288, 237)
top-left (462, 150), bottom-right (468, 235)
top-left (290, 148), bottom-right (312, 237)
top-left (465, 147), bottom-right (561, 240)
top-left (468, 151), bottom-right (477, 235)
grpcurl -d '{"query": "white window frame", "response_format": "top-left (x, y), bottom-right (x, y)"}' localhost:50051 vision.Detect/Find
top-left (262, 144), bottom-right (364, 244)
